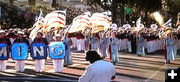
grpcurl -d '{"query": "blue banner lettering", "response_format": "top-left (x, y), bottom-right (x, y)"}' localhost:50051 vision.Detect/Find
top-left (11, 43), bottom-right (28, 60)
top-left (0, 44), bottom-right (9, 60)
top-left (31, 43), bottom-right (47, 59)
top-left (49, 42), bottom-right (65, 59)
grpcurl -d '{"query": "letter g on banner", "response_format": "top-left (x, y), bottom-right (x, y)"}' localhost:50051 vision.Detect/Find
top-left (12, 43), bottom-right (28, 60)
top-left (0, 43), bottom-right (9, 60)
top-left (49, 42), bottom-right (65, 59)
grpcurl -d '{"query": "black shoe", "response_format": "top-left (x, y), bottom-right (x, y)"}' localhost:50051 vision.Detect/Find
top-left (165, 60), bottom-right (170, 64)
top-left (113, 62), bottom-right (116, 65)
top-left (167, 60), bottom-right (171, 64)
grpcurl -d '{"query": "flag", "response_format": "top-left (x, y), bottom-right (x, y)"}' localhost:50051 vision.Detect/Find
top-left (91, 13), bottom-right (111, 33)
top-left (37, 9), bottom-right (43, 21)
top-left (29, 10), bottom-right (44, 40)
top-left (134, 17), bottom-right (141, 32)
top-left (68, 12), bottom-right (91, 33)
top-left (136, 17), bottom-right (141, 28)
top-left (43, 10), bottom-right (66, 33)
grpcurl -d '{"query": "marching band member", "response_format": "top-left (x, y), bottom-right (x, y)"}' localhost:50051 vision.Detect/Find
top-left (0, 30), bottom-right (11, 72)
top-left (131, 31), bottom-right (137, 54)
top-left (7, 29), bottom-right (17, 44)
top-left (52, 34), bottom-right (65, 72)
top-left (76, 32), bottom-right (83, 51)
top-left (136, 32), bottom-right (146, 56)
top-left (109, 31), bottom-right (119, 65)
top-left (127, 31), bottom-right (132, 52)
top-left (31, 31), bottom-right (48, 72)
top-left (164, 30), bottom-right (177, 63)
top-left (118, 31), bottom-right (126, 51)
top-left (99, 31), bottom-right (108, 58)
top-left (116, 29), bottom-right (122, 51)
top-left (90, 33), bottom-right (100, 51)
top-left (80, 32), bottom-right (85, 52)
top-left (177, 29), bottom-right (180, 55)
top-left (84, 29), bottom-right (91, 51)
top-left (172, 32), bottom-right (178, 58)
top-left (84, 35), bottom-right (90, 51)
top-left (71, 33), bottom-right (77, 49)
top-left (63, 33), bottom-right (73, 66)
top-left (13, 31), bottom-right (29, 72)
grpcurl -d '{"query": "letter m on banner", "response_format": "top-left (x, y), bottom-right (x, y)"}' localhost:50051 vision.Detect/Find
top-left (31, 43), bottom-right (47, 59)
top-left (12, 43), bottom-right (28, 60)
top-left (0, 44), bottom-right (9, 60)
top-left (49, 42), bottom-right (65, 59)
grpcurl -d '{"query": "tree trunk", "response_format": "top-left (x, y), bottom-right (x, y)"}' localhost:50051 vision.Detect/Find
top-left (10, 0), bottom-right (14, 5)
top-left (145, 10), bottom-right (148, 27)
top-left (120, 6), bottom-right (124, 26)
top-left (111, 0), bottom-right (117, 23)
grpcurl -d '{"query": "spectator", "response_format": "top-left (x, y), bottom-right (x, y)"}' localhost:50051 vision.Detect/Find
top-left (79, 50), bottom-right (116, 82)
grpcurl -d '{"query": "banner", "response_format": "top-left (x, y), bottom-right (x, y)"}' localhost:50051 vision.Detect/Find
top-left (11, 43), bottom-right (28, 60)
top-left (31, 43), bottom-right (47, 59)
top-left (49, 42), bottom-right (66, 59)
top-left (0, 44), bottom-right (9, 60)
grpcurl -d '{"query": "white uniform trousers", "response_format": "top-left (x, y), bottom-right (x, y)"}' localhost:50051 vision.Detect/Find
top-left (80, 39), bottom-right (84, 51)
top-left (147, 41), bottom-right (151, 53)
top-left (127, 41), bottom-right (132, 52)
top-left (72, 38), bottom-right (77, 49)
top-left (152, 40), bottom-right (156, 52)
top-left (118, 39), bottom-right (121, 50)
top-left (0, 60), bottom-right (7, 71)
top-left (148, 41), bottom-right (154, 53)
top-left (35, 59), bottom-right (45, 72)
top-left (77, 39), bottom-right (82, 51)
top-left (16, 60), bottom-right (25, 72)
top-left (53, 59), bottom-right (64, 72)
top-left (124, 39), bottom-right (128, 50)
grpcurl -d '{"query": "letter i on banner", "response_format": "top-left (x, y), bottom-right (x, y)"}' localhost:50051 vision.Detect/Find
top-left (11, 43), bottom-right (28, 60)
top-left (49, 42), bottom-right (66, 59)
top-left (31, 43), bottom-right (47, 59)
top-left (0, 44), bottom-right (9, 60)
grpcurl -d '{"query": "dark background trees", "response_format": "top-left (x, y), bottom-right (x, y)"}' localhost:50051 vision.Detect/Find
top-left (83, 0), bottom-right (179, 27)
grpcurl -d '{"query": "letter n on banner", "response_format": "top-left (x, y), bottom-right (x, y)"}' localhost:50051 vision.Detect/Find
top-left (49, 42), bottom-right (65, 59)
top-left (30, 43), bottom-right (47, 59)
top-left (0, 44), bottom-right (9, 60)
top-left (11, 43), bottom-right (28, 60)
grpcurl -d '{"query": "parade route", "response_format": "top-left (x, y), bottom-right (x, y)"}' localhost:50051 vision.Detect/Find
top-left (0, 51), bottom-right (180, 82)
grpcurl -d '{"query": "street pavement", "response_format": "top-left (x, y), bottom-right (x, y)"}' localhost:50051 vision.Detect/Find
top-left (0, 51), bottom-right (180, 82)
